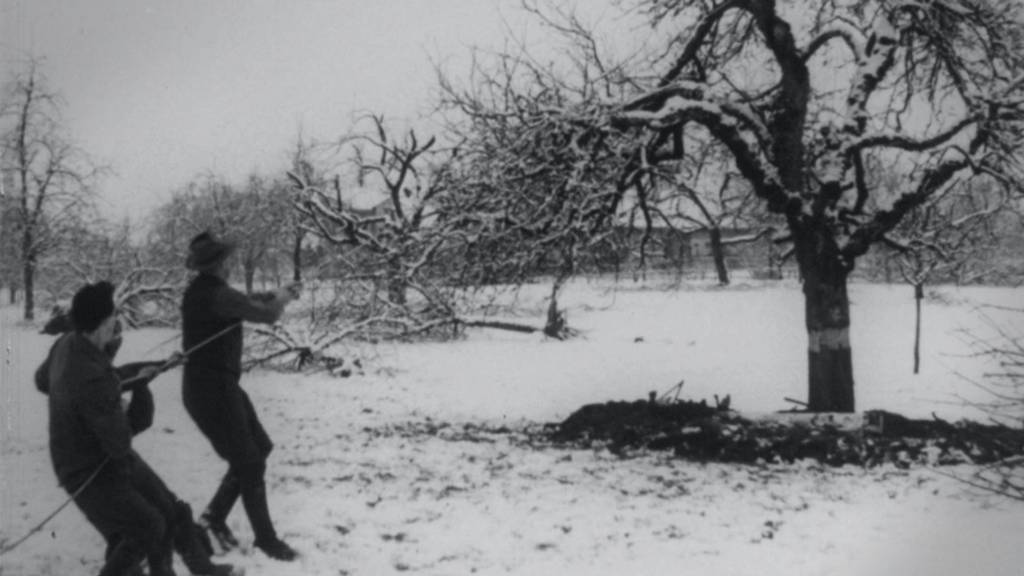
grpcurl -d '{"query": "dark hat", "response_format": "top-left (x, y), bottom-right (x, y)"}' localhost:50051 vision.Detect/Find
top-left (70, 281), bottom-right (116, 333)
top-left (186, 231), bottom-right (235, 272)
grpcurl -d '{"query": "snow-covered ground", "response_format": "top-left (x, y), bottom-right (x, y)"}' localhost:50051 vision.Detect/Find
top-left (1, 278), bottom-right (1023, 576)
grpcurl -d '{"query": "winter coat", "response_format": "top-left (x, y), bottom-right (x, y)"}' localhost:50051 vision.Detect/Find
top-left (181, 273), bottom-right (282, 377)
top-left (180, 273), bottom-right (282, 464)
top-left (36, 332), bottom-right (154, 490)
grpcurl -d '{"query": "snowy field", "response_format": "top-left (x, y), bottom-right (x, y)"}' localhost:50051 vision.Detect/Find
top-left (2, 277), bottom-right (1023, 576)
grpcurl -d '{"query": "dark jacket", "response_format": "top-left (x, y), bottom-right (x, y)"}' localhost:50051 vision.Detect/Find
top-left (37, 332), bottom-right (154, 489)
top-left (180, 273), bottom-right (282, 464)
top-left (181, 273), bottom-right (282, 379)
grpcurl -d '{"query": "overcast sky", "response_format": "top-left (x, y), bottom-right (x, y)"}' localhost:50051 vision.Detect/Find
top-left (0, 0), bottom-right (555, 223)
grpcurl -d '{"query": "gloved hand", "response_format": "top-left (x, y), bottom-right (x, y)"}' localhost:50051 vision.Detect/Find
top-left (164, 351), bottom-right (186, 369)
top-left (137, 364), bottom-right (161, 382)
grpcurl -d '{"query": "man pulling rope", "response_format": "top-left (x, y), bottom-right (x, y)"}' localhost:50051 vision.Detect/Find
top-left (180, 231), bottom-right (302, 562)
top-left (30, 282), bottom-right (242, 576)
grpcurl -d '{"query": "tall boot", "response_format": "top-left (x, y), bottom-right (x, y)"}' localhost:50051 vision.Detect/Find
top-left (104, 537), bottom-right (145, 576)
top-left (98, 540), bottom-right (146, 576)
top-left (241, 472), bottom-right (296, 561)
top-left (172, 501), bottom-right (240, 575)
top-left (147, 553), bottom-right (177, 576)
top-left (199, 473), bottom-right (240, 552)
top-left (148, 524), bottom-right (178, 576)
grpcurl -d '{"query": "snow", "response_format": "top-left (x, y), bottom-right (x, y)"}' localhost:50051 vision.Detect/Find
top-left (2, 277), bottom-right (1023, 576)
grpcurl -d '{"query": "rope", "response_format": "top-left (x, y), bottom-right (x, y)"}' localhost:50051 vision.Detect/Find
top-left (139, 330), bottom-right (183, 358)
top-left (2, 321), bottom-right (242, 556)
top-left (119, 322), bottom-right (242, 389)
top-left (0, 458), bottom-right (110, 556)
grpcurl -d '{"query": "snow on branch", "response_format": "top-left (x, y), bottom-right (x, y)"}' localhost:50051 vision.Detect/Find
top-left (720, 227), bottom-right (775, 246)
top-left (614, 94), bottom-right (792, 213)
top-left (802, 19), bottom-right (867, 62)
top-left (843, 152), bottom-right (974, 258)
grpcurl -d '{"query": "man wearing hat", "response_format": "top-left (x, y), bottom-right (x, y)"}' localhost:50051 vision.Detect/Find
top-left (39, 281), bottom-right (177, 576)
top-left (181, 231), bottom-right (301, 561)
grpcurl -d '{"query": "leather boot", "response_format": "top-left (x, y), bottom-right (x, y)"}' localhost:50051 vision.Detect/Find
top-left (200, 473), bottom-right (240, 552)
top-left (254, 537), bottom-right (297, 562)
top-left (241, 476), bottom-right (297, 561)
top-left (147, 555), bottom-right (177, 576)
top-left (171, 501), bottom-right (233, 575)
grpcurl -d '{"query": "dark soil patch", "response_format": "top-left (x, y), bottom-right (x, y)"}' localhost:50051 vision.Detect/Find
top-left (547, 397), bottom-right (1024, 468)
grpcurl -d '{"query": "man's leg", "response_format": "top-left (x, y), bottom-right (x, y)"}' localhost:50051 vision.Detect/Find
top-left (74, 470), bottom-right (174, 576)
top-left (199, 470), bottom-right (241, 552)
top-left (235, 460), bottom-right (296, 561)
top-left (176, 501), bottom-right (243, 576)
top-left (183, 382), bottom-right (242, 553)
top-left (130, 454), bottom-right (241, 574)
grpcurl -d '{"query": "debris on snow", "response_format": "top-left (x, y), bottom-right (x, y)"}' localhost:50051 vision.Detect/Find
top-left (548, 395), bottom-right (1024, 468)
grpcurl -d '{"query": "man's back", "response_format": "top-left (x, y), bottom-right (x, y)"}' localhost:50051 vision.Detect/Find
top-left (44, 333), bottom-right (131, 488)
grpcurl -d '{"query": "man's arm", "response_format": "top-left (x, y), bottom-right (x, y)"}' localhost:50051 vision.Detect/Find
top-left (78, 375), bottom-right (134, 459)
top-left (212, 283), bottom-right (299, 325)
top-left (115, 361), bottom-right (165, 390)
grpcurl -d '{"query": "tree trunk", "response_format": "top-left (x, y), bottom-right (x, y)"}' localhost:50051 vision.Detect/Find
top-left (709, 227), bottom-right (729, 285)
top-left (543, 274), bottom-right (570, 339)
top-left (767, 242), bottom-right (782, 279)
top-left (292, 228), bottom-right (303, 283)
top-left (387, 256), bottom-right (406, 306)
top-left (913, 282), bottom-right (923, 375)
top-left (798, 234), bottom-right (855, 412)
top-left (22, 256), bottom-right (35, 321)
top-left (244, 261), bottom-right (256, 294)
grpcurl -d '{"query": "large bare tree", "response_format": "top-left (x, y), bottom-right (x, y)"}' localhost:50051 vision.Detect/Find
top-left (614, 0), bottom-right (1024, 411)
top-left (443, 0), bottom-right (1024, 411)
top-left (1, 63), bottom-right (100, 320)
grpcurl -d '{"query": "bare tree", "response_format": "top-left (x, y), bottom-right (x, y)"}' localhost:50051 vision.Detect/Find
top-left (444, 0), bottom-right (1024, 411)
top-left (950, 306), bottom-right (1024, 501)
top-left (46, 217), bottom-right (185, 327)
top-left (885, 177), bottom-right (1005, 373)
top-left (148, 172), bottom-right (291, 293)
top-left (1, 62), bottom-right (101, 320)
top-left (649, 132), bottom-right (778, 284)
top-left (295, 114), bottom-right (456, 312)
top-left (436, 12), bottom-right (641, 322)
top-left (284, 133), bottom-right (323, 283)
top-left (0, 192), bottom-right (21, 303)
top-left (232, 174), bottom-right (292, 293)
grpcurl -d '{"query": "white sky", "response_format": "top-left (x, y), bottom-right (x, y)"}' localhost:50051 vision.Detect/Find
top-left (0, 0), bottom-right (550, 223)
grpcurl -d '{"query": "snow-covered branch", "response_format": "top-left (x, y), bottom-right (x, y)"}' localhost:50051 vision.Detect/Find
top-left (803, 20), bottom-right (867, 62)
